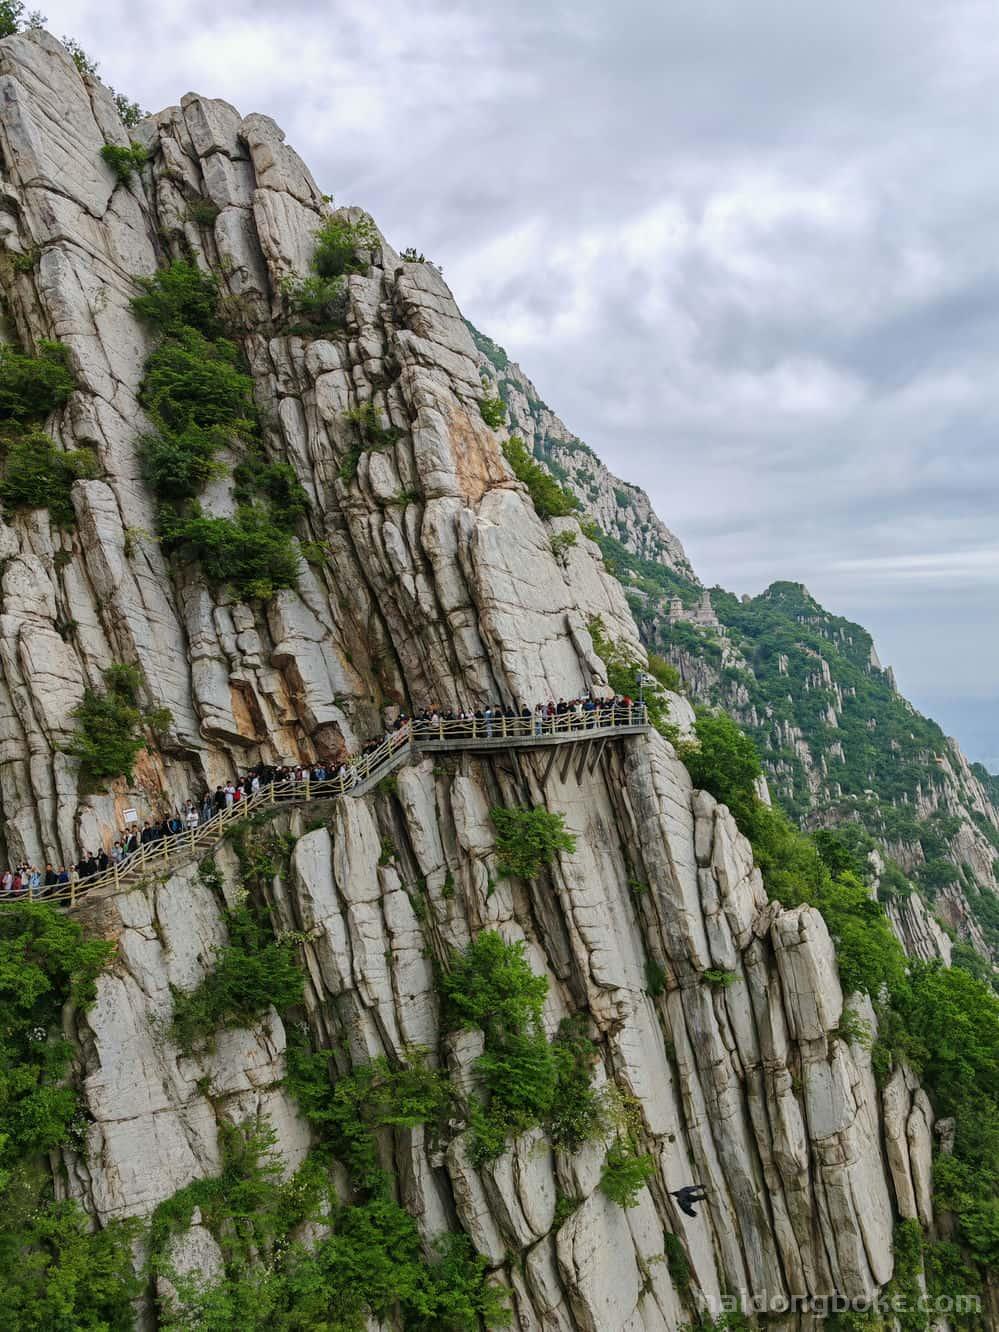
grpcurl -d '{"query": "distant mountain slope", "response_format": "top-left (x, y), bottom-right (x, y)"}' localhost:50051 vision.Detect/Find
top-left (467, 321), bottom-right (697, 579)
top-left (472, 325), bottom-right (999, 968)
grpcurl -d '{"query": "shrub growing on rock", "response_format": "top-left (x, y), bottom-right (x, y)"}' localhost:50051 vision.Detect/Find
top-left (0, 340), bottom-right (74, 421)
top-left (149, 1120), bottom-right (508, 1330)
top-left (0, 430), bottom-right (97, 527)
top-left (99, 140), bottom-right (147, 183)
top-left (65, 662), bottom-right (171, 789)
top-left (600, 1140), bottom-right (655, 1208)
top-left (479, 392), bottom-right (506, 429)
top-left (131, 259), bottom-right (222, 337)
top-left (490, 806), bottom-right (576, 879)
top-left (312, 214), bottom-right (379, 280)
top-left (138, 424), bottom-right (229, 502)
top-left (281, 214), bottom-right (378, 333)
top-left (285, 1038), bottom-right (451, 1190)
top-left (129, 261), bottom-right (305, 597)
top-left (170, 905), bottom-right (303, 1054)
top-left (186, 198), bottom-right (221, 227)
top-left (139, 329), bottom-right (257, 436)
top-left (501, 435), bottom-right (578, 519)
top-left (338, 402), bottom-right (403, 483)
top-left (0, 900), bottom-right (137, 1327)
top-left (441, 931), bottom-right (604, 1164)
top-left (162, 505), bottom-right (302, 600)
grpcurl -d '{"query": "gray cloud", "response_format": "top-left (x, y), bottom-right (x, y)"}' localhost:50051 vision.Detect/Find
top-left (39, 0), bottom-right (999, 758)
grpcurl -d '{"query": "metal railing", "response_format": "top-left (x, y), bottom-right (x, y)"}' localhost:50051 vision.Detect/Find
top-left (3, 703), bottom-right (647, 909)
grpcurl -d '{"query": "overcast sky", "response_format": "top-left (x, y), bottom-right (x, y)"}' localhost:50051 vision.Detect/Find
top-left (39, 0), bottom-right (999, 766)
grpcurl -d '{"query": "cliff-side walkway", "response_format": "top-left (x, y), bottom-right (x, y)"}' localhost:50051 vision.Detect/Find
top-left (20, 706), bottom-right (650, 908)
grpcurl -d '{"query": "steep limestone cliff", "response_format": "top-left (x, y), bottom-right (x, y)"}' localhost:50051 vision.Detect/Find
top-left (0, 29), bottom-right (983, 1331)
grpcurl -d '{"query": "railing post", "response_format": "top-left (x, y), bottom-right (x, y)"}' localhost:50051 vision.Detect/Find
top-left (69, 878), bottom-right (76, 908)
top-left (501, 713), bottom-right (507, 738)
top-left (270, 782), bottom-right (276, 804)
top-left (305, 772), bottom-right (311, 802)
top-left (140, 842), bottom-right (147, 871)
top-left (114, 861), bottom-right (119, 892)
top-left (439, 718), bottom-right (444, 740)
top-left (163, 837), bottom-right (169, 865)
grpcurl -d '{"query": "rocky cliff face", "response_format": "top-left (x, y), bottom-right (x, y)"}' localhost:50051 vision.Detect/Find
top-left (0, 30), bottom-right (963, 1330)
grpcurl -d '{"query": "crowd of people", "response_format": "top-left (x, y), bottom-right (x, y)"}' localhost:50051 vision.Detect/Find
top-left (0, 692), bottom-right (645, 901)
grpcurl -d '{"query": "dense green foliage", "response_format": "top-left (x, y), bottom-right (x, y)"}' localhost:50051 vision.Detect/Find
top-left (64, 662), bottom-right (171, 788)
top-left (640, 577), bottom-right (954, 832)
top-left (600, 1140), bottom-right (655, 1208)
top-left (130, 261), bottom-right (303, 597)
top-left (490, 806), bottom-right (576, 879)
top-left (0, 331), bottom-right (79, 537)
top-left (0, 903), bottom-right (112, 1175)
top-left (170, 904), bottom-right (303, 1053)
top-left (312, 215), bottom-right (379, 279)
top-left (0, 901), bottom-right (138, 1330)
top-left (681, 711), bottom-right (763, 827)
top-left (0, 1192), bottom-right (140, 1332)
top-left (140, 329), bottom-right (256, 434)
top-left (233, 457), bottom-right (308, 530)
top-left (0, 430), bottom-right (96, 527)
top-left (463, 322), bottom-right (509, 372)
top-left (286, 1038), bottom-right (450, 1189)
top-left (549, 529), bottom-right (577, 563)
top-left (132, 259), bottom-right (223, 337)
top-left (99, 141), bottom-right (147, 183)
top-left (681, 712), bottom-right (907, 998)
top-left (161, 505), bottom-right (303, 600)
top-left (0, 0), bottom-right (35, 37)
top-left (502, 435), bottom-right (579, 518)
top-left (440, 932), bottom-right (605, 1163)
top-left (0, 341), bottom-right (74, 421)
top-left (152, 1122), bottom-right (508, 1331)
top-left (889, 964), bottom-right (999, 1271)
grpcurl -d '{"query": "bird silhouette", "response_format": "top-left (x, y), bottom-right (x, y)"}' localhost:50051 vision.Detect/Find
top-left (671, 1184), bottom-right (709, 1217)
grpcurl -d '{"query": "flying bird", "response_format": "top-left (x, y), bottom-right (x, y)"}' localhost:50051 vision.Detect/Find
top-left (671, 1184), bottom-right (709, 1217)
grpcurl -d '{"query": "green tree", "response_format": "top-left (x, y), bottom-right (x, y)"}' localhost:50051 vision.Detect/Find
top-left (600, 1141), bottom-right (655, 1208)
top-left (139, 329), bottom-right (256, 436)
top-left (162, 505), bottom-right (302, 601)
top-left (131, 260), bottom-right (222, 338)
top-left (490, 806), bottom-right (577, 879)
top-left (680, 711), bottom-right (762, 827)
top-left (170, 906), bottom-right (304, 1054)
top-left (64, 663), bottom-right (170, 788)
top-left (440, 933), bottom-right (604, 1164)
top-left (0, 431), bottom-right (96, 527)
top-left (0, 341), bottom-right (74, 421)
